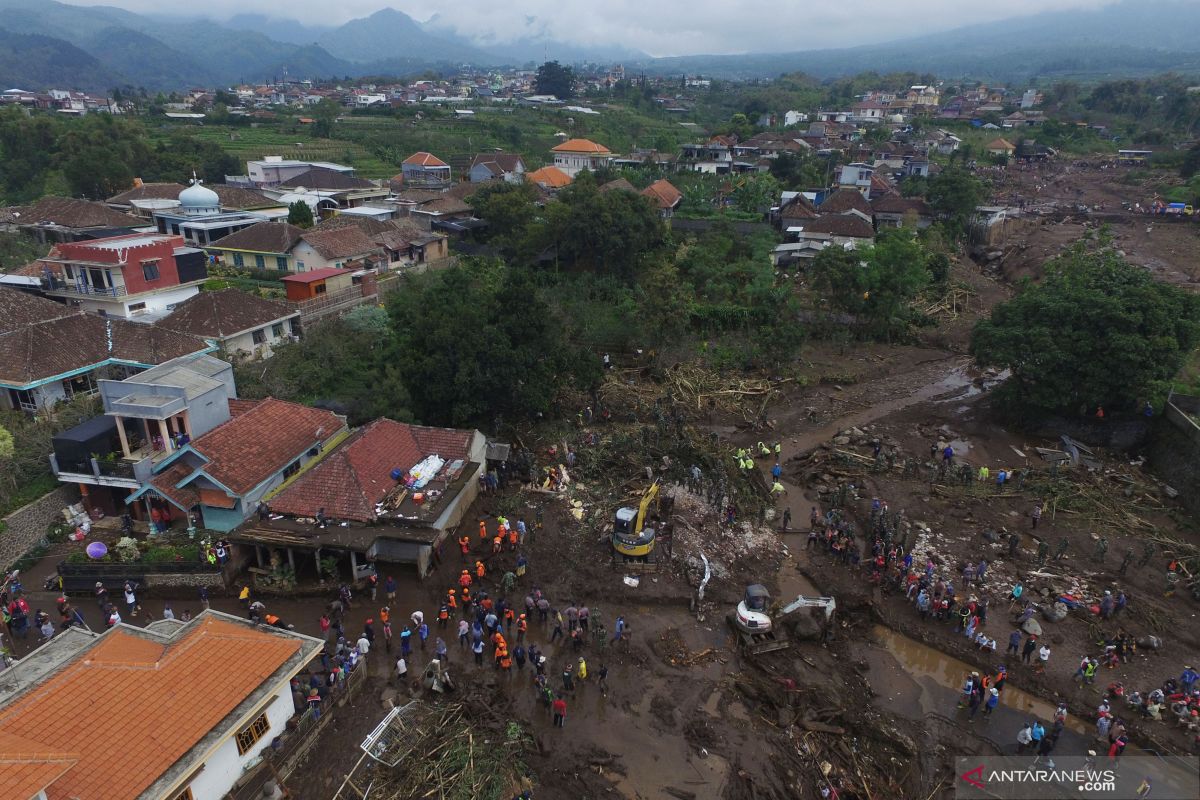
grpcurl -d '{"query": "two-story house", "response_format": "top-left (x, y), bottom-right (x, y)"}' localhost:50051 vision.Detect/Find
top-left (50, 352), bottom-right (349, 530)
top-left (399, 152), bottom-right (453, 189)
top-left (551, 138), bottom-right (614, 177)
top-left (0, 611), bottom-right (323, 800)
top-left (38, 232), bottom-right (209, 321)
top-left (1, 288), bottom-right (211, 413)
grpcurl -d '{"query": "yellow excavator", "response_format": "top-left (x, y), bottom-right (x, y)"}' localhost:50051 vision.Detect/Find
top-left (612, 481), bottom-right (660, 560)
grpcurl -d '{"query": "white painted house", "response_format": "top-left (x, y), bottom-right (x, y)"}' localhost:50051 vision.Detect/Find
top-left (0, 611), bottom-right (323, 800)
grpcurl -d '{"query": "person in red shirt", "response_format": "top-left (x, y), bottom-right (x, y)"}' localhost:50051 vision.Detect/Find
top-left (552, 694), bottom-right (567, 727)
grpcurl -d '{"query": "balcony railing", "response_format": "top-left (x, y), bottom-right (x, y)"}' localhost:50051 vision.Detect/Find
top-left (46, 278), bottom-right (127, 297)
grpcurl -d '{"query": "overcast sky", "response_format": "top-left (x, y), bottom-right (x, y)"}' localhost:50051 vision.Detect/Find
top-left (62, 0), bottom-right (1120, 56)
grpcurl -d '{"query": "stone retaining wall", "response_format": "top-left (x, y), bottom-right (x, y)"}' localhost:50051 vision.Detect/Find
top-left (1146, 395), bottom-right (1200, 516)
top-left (0, 485), bottom-right (79, 572)
top-left (143, 572), bottom-right (226, 590)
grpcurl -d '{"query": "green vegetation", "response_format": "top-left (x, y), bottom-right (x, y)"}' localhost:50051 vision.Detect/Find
top-left (286, 199), bottom-right (314, 228)
top-left (808, 229), bottom-right (936, 342)
top-left (0, 108), bottom-right (237, 202)
top-left (0, 231), bottom-right (50, 272)
top-left (971, 239), bottom-right (1200, 417)
top-left (0, 396), bottom-right (97, 517)
top-left (534, 61), bottom-right (576, 100)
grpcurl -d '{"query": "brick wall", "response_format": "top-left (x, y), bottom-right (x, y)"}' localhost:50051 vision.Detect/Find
top-left (0, 485), bottom-right (80, 572)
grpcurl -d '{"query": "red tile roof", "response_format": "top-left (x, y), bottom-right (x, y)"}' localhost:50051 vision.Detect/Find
top-left (0, 617), bottom-right (303, 800)
top-left (227, 398), bottom-right (266, 417)
top-left (780, 194), bottom-right (819, 221)
top-left (551, 138), bottom-right (611, 154)
top-left (641, 179), bottom-right (683, 210)
top-left (268, 419), bottom-right (472, 521)
top-left (162, 288), bottom-right (296, 339)
top-left (280, 267), bottom-right (352, 284)
top-left (299, 226), bottom-right (379, 261)
top-left (820, 188), bottom-right (874, 217)
top-left (191, 398), bottom-right (345, 495)
top-left (0, 730), bottom-right (79, 800)
top-left (403, 151), bottom-right (449, 167)
top-left (527, 166), bottom-right (572, 189)
top-left (148, 461), bottom-right (200, 511)
top-left (802, 214), bottom-right (876, 239)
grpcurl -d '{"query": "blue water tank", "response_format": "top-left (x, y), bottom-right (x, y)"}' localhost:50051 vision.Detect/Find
top-left (390, 468), bottom-right (404, 481)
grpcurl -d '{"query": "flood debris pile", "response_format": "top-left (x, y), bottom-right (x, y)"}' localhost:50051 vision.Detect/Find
top-left (598, 363), bottom-right (784, 424)
top-left (338, 701), bottom-right (531, 800)
top-left (727, 668), bottom-right (926, 799)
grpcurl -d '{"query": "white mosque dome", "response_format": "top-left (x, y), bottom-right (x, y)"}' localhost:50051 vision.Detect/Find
top-left (179, 179), bottom-right (220, 210)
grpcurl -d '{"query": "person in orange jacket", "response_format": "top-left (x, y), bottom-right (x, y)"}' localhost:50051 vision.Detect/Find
top-left (459, 570), bottom-right (472, 589)
top-left (459, 536), bottom-right (471, 560)
top-left (478, 519), bottom-right (487, 542)
top-left (475, 560), bottom-right (486, 580)
top-left (446, 588), bottom-right (457, 609)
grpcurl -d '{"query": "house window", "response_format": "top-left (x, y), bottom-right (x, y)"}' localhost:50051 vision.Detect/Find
top-left (141, 261), bottom-right (160, 281)
top-left (283, 459), bottom-right (301, 479)
top-left (272, 323), bottom-right (284, 337)
top-left (62, 372), bottom-right (97, 399)
top-left (255, 254), bottom-right (265, 269)
top-left (64, 264), bottom-right (74, 280)
top-left (276, 256), bottom-right (288, 270)
top-left (173, 788), bottom-right (195, 800)
top-left (235, 712), bottom-right (271, 755)
top-left (232, 253), bottom-right (245, 268)
top-left (128, 302), bottom-right (147, 313)
top-left (314, 284), bottom-right (327, 296)
top-left (9, 388), bottom-right (37, 412)
top-left (295, 261), bottom-right (305, 272)
top-left (252, 329), bottom-right (267, 345)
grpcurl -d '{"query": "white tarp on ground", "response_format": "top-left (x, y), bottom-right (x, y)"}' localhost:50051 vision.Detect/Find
top-left (408, 455), bottom-right (445, 489)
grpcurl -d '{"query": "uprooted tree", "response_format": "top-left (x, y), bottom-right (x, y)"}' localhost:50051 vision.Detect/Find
top-left (970, 240), bottom-right (1200, 416)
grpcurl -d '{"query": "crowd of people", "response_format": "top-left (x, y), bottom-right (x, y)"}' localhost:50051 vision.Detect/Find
top-left (290, 512), bottom-right (625, 730)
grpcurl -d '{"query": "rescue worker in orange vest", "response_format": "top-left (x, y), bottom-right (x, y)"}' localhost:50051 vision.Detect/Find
top-left (493, 631), bottom-right (507, 652)
top-left (507, 527), bottom-right (518, 551)
top-left (475, 560), bottom-right (486, 580)
top-left (459, 535), bottom-right (470, 560)
top-left (379, 607), bottom-right (390, 626)
top-left (459, 570), bottom-right (472, 589)
top-left (479, 519), bottom-right (487, 541)
top-left (437, 603), bottom-right (450, 628)
top-left (264, 613), bottom-right (281, 627)
top-left (446, 588), bottom-right (457, 610)
top-left (499, 649), bottom-right (513, 672)
top-left (480, 594), bottom-right (494, 613)
top-left (517, 613), bottom-right (528, 643)
top-left (503, 607), bottom-right (516, 633)
top-left (492, 535), bottom-right (503, 555)
top-left (461, 587), bottom-right (471, 612)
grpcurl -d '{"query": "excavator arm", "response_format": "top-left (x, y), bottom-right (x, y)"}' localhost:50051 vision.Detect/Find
top-left (777, 595), bottom-right (837, 621)
top-left (634, 481), bottom-right (660, 534)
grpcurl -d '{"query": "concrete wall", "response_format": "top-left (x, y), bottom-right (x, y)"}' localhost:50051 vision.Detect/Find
top-left (1030, 415), bottom-right (1151, 451)
top-left (1146, 395), bottom-right (1200, 516)
top-left (0, 485), bottom-right (80, 571)
top-left (142, 571), bottom-right (225, 590)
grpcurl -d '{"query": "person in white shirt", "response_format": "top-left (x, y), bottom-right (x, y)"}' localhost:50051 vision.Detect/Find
top-left (357, 635), bottom-right (371, 656)
top-left (396, 656), bottom-right (407, 683)
top-left (1036, 644), bottom-right (1051, 673)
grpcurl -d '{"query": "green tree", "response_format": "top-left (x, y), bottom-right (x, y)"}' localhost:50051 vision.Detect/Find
top-left (387, 259), bottom-right (598, 427)
top-left (926, 168), bottom-right (986, 239)
top-left (0, 425), bottom-right (13, 461)
top-left (467, 181), bottom-right (540, 262)
top-left (287, 200), bottom-right (314, 229)
top-left (970, 241), bottom-right (1200, 416)
top-left (535, 173), bottom-right (666, 282)
top-left (311, 98), bottom-right (340, 139)
top-left (1181, 143), bottom-right (1200, 179)
top-left (234, 317), bottom-right (411, 426)
top-left (809, 229), bottom-right (932, 341)
top-left (534, 61), bottom-right (576, 100)
top-left (730, 173), bottom-right (780, 215)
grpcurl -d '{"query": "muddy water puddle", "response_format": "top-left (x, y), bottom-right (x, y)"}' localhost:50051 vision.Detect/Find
top-left (869, 625), bottom-right (1091, 737)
